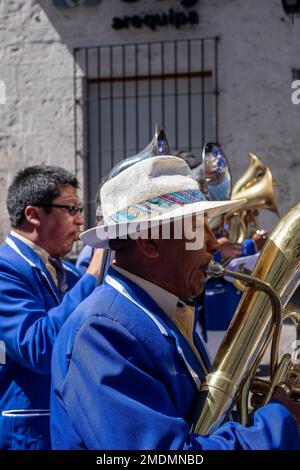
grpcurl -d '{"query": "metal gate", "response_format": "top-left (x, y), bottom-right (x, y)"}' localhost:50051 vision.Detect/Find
top-left (74, 37), bottom-right (219, 225)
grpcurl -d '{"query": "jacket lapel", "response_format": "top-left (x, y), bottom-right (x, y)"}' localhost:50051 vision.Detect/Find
top-left (6, 234), bottom-right (61, 303)
top-left (105, 267), bottom-right (208, 388)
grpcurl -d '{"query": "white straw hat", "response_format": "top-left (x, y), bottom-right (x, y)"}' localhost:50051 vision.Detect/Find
top-left (81, 156), bottom-right (246, 248)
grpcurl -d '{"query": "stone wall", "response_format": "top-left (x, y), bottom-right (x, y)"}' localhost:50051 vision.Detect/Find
top-left (0, 0), bottom-right (300, 240)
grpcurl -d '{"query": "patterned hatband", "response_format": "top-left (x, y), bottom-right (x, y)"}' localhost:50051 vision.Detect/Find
top-left (104, 189), bottom-right (207, 224)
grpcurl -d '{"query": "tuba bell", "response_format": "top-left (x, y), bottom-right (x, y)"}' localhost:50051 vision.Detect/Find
top-left (228, 153), bottom-right (279, 242)
top-left (192, 142), bottom-right (232, 202)
top-left (232, 153), bottom-right (268, 195)
top-left (107, 126), bottom-right (170, 179)
top-left (192, 142), bottom-right (233, 235)
top-left (191, 200), bottom-right (300, 435)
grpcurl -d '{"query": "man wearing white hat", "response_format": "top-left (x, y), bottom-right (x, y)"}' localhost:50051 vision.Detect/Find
top-left (50, 156), bottom-right (300, 450)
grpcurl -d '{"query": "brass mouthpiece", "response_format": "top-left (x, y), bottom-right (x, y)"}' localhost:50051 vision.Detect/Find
top-left (205, 260), bottom-right (225, 279)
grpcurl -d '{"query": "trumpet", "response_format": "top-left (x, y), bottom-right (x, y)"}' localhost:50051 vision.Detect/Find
top-left (191, 200), bottom-right (300, 434)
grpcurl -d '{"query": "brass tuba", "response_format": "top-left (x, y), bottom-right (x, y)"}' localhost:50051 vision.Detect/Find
top-left (191, 200), bottom-right (300, 435)
top-left (192, 142), bottom-right (232, 202)
top-left (228, 153), bottom-right (279, 243)
top-left (193, 142), bottom-right (232, 236)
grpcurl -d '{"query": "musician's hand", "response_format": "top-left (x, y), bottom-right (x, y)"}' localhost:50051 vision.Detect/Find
top-left (86, 248), bottom-right (105, 279)
top-left (272, 386), bottom-right (300, 434)
top-left (217, 237), bottom-right (243, 261)
top-left (252, 229), bottom-right (268, 251)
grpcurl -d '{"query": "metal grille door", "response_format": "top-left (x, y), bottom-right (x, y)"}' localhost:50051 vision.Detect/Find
top-left (74, 38), bottom-right (219, 225)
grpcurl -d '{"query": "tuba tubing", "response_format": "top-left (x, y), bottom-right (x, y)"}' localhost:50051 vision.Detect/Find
top-left (191, 200), bottom-right (300, 435)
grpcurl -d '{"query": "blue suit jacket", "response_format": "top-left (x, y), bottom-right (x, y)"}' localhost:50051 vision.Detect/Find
top-left (0, 233), bottom-right (97, 449)
top-left (50, 268), bottom-right (300, 450)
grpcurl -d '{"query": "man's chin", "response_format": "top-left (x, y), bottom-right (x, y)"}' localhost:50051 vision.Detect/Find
top-left (190, 284), bottom-right (204, 299)
top-left (56, 243), bottom-right (74, 259)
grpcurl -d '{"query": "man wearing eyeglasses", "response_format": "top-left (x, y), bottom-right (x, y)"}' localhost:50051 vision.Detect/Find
top-left (0, 165), bottom-right (102, 450)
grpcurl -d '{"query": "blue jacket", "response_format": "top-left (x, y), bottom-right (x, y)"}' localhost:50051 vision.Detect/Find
top-left (0, 233), bottom-right (97, 449)
top-left (50, 267), bottom-right (300, 450)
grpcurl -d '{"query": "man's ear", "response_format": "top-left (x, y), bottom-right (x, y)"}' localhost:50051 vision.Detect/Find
top-left (23, 205), bottom-right (42, 227)
top-left (135, 237), bottom-right (159, 258)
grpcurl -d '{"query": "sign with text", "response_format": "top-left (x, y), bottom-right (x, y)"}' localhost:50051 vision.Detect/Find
top-left (52, 0), bottom-right (200, 31)
top-left (112, 9), bottom-right (199, 31)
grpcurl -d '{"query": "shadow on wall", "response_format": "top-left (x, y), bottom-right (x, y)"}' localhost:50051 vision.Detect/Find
top-left (38, 0), bottom-right (107, 72)
top-left (38, 0), bottom-right (202, 82)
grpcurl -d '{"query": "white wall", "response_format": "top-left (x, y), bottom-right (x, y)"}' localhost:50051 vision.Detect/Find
top-left (0, 0), bottom-right (300, 239)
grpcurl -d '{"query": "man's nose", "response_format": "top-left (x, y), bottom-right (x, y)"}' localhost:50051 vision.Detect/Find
top-left (75, 212), bottom-right (84, 225)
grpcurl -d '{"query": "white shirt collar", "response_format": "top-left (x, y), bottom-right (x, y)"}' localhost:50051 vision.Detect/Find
top-left (112, 265), bottom-right (179, 320)
top-left (10, 230), bottom-right (58, 286)
top-left (10, 230), bottom-right (50, 266)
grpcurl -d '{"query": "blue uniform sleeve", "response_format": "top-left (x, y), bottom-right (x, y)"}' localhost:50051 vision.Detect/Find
top-left (186, 403), bottom-right (299, 450)
top-left (0, 260), bottom-right (97, 374)
top-left (242, 238), bottom-right (257, 256)
top-left (56, 315), bottom-right (300, 450)
top-left (213, 251), bottom-right (222, 263)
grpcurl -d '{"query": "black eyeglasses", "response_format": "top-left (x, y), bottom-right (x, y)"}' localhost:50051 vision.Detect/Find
top-left (38, 204), bottom-right (84, 216)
